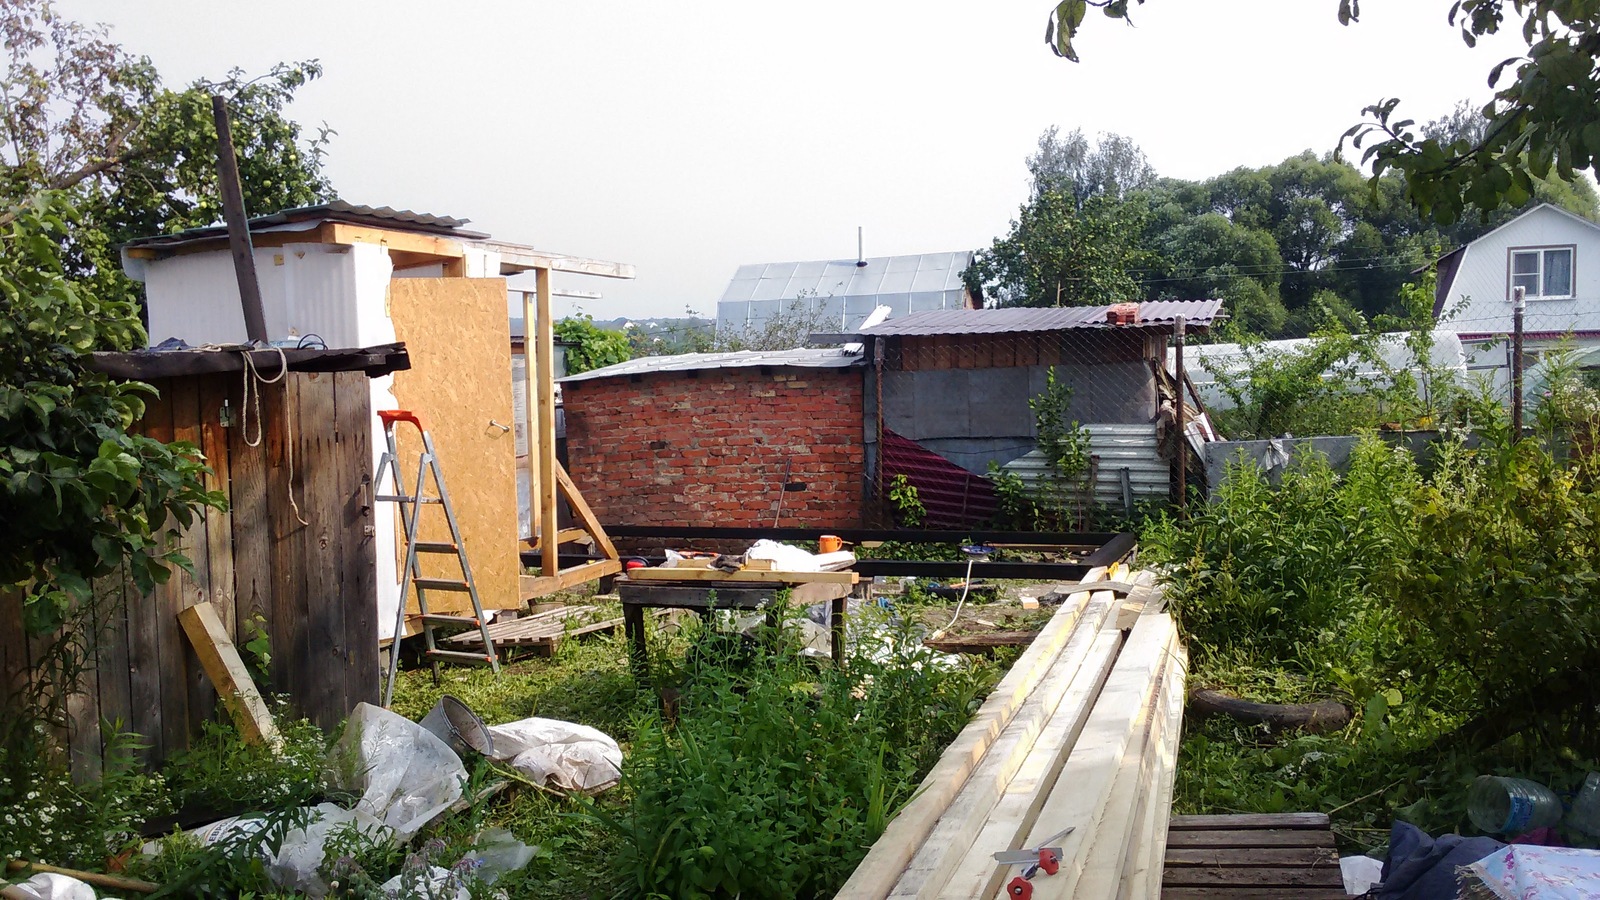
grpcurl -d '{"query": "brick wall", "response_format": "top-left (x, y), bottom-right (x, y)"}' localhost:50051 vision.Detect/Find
top-left (563, 366), bottom-right (865, 529)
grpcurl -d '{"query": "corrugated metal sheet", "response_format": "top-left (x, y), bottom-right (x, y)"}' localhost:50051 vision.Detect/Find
top-left (881, 430), bottom-right (997, 529)
top-left (851, 300), bottom-right (1224, 337)
top-left (717, 251), bottom-right (974, 333)
top-left (558, 348), bottom-right (863, 383)
top-left (1001, 423), bottom-right (1168, 509)
top-left (124, 200), bottom-right (484, 250)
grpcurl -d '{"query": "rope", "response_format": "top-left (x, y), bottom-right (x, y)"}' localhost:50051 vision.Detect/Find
top-left (239, 346), bottom-right (310, 526)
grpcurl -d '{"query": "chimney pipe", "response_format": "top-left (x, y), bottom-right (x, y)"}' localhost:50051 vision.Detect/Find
top-left (856, 226), bottom-right (867, 267)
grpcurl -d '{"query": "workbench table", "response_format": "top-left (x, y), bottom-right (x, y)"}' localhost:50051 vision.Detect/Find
top-left (616, 575), bottom-right (856, 674)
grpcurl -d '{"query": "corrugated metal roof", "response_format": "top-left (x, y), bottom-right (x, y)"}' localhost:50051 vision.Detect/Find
top-left (849, 300), bottom-right (1223, 337)
top-left (1002, 424), bottom-right (1168, 509)
top-left (559, 348), bottom-right (863, 383)
top-left (124, 200), bottom-right (485, 249)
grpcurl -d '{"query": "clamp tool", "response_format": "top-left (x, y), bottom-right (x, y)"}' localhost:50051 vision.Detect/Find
top-left (992, 826), bottom-right (1074, 899)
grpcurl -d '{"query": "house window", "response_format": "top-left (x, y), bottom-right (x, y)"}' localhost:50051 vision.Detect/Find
top-left (1510, 247), bottom-right (1574, 299)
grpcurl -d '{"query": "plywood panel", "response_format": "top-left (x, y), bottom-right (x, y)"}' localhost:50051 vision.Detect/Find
top-left (388, 277), bottom-right (520, 612)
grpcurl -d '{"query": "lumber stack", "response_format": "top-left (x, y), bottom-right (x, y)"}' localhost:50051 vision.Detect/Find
top-left (836, 566), bottom-right (1189, 900)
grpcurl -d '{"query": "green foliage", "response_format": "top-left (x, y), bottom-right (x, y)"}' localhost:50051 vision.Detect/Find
top-left (164, 717), bottom-right (326, 813)
top-left (591, 612), bottom-right (996, 899)
top-left (1045, 1), bottom-right (1600, 227)
top-left (0, 193), bottom-right (227, 765)
top-left (887, 474), bottom-right (925, 527)
top-left (1030, 368), bottom-right (1091, 482)
top-left (555, 315), bottom-right (634, 375)
top-left (0, 729), bottom-right (169, 869)
top-left (967, 188), bottom-right (1148, 307)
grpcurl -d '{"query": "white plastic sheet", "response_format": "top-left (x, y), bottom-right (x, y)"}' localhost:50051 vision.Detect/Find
top-left (267, 802), bottom-right (392, 898)
top-left (326, 703), bottom-right (466, 838)
top-left (486, 717), bottom-right (623, 794)
top-left (9, 874), bottom-right (96, 900)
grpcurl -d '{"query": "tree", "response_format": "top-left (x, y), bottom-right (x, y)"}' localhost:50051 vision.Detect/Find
top-left (555, 315), bottom-right (633, 375)
top-left (1028, 126), bottom-right (1156, 205)
top-left (968, 189), bottom-right (1149, 307)
top-left (1, 0), bottom-right (332, 306)
top-left (1044, 0), bottom-right (1600, 224)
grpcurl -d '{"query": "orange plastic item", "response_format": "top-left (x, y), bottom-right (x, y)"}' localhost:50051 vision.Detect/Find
top-left (818, 535), bottom-right (844, 553)
top-left (378, 409), bottom-right (424, 429)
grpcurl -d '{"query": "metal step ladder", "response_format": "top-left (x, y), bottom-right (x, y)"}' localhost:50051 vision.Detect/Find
top-left (375, 409), bottom-right (499, 707)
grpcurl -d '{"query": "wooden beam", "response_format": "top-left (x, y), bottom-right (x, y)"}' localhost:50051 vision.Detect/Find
top-left (888, 589), bottom-right (1116, 898)
top-left (535, 270), bottom-right (559, 576)
top-left (833, 568), bottom-right (1108, 900)
top-left (621, 567), bottom-right (857, 585)
top-left (6, 861), bottom-right (158, 894)
top-left (1118, 644), bottom-right (1188, 900)
top-left (531, 527), bottom-right (594, 549)
top-left (177, 602), bottom-right (281, 748)
top-left (488, 242), bottom-right (635, 279)
top-left (553, 460), bottom-right (619, 559)
top-left (519, 558), bottom-right (622, 600)
top-left (210, 96), bottom-right (268, 344)
top-left (323, 222), bottom-right (465, 259)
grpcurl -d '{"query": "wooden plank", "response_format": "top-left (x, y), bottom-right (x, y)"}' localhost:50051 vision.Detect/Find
top-left (1118, 643), bottom-right (1188, 900)
top-left (66, 619), bottom-right (103, 782)
top-left (227, 377), bottom-right (273, 650)
top-left (615, 583), bottom-right (783, 610)
top-left (168, 375), bottom-right (215, 747)
top-left (92, 575), bottom-right (132, 764)
top-left (266, 375), bottom-right (308, 707)
top-left (389, 276), bottom-right (522, 612)
top-left (937, 627), bottom-right (1123, 900)
top-left (553, 460), bottom-right (619, 559)
top-left (325, 222), bottom-right (463, 261)
top-left (1164, 847), bottom-right (1339, 867)
top-left (834, 568), bottom-right (1109, 900)
top-left (1162, 866), bottom-right (1345, 888)
top-left (621, 567), bottom-right (857, 585)
top-left (887, 589), bottom-right (1110, 898)
top-left (923, 631), bottom-right (1040, 653)
top-left (997, 615), bottom-right (1176, 900)
top-left (520, 558), bottom-right (624, 599)
top-left (485, 242), bottom-right (636, 279)
top-left (519, 290), bottom-right (541, 577)
top-left (197, 374), bottom-right (237, 641)
top-left (177, 603), bottom-right (280, 746)
top-left (535, 269), bottom-right (559, 577)
top-left (129, 382), bottom-right (172, 764)
top-left (1168, 814), bottom-right (1329, 831)
top-left (335, 371), bottom-right (380, 707)
top-left (1050, 626), bottom-right (1177, 900)
top-left (295, 372), bottom-right (347, 729)
top-left (1164, 883), bottom-right (1350, 890)
top-left (1164, 830), bottom-right (1336, 850)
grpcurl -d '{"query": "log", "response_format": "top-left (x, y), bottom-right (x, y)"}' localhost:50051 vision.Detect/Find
top-left (1187, 689), bottom-right (1350, 734)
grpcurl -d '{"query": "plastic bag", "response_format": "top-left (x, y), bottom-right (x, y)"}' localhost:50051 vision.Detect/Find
top-left (486, 716), bottom-right (623, 794)
top-left (461, 827), bottom-right (537, 885)
top-left (325, 703), bottom-right (466, 838)
top-left (9, 874), bottom-right (96, 900)
top-left (266, 802), bottom-right (393, 898)
top-left (379, 864), bottom-right (470, 899)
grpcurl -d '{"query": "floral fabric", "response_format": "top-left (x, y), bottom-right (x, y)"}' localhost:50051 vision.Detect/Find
top-left (1463, 845), bottom-right (1600, 899)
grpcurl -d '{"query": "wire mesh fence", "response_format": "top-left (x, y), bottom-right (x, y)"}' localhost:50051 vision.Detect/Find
top-left (858, 309), bottom-right (1600, 531)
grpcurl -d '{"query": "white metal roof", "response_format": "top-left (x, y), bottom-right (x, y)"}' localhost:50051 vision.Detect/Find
top-left (559, 348), bottom-right (863, 383)
top-left (719, 251), bottom-right (973, 305)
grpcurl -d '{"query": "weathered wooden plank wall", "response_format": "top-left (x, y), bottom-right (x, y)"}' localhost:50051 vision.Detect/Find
top-left (0, 370), bottom-right (379, 775)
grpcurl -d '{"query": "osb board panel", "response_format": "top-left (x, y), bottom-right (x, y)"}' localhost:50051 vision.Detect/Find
top-left (388, 277), bottom-right (520, 612)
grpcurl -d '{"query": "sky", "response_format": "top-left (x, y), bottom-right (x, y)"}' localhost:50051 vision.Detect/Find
top-left (63, 0), bottom-right (1527, 320)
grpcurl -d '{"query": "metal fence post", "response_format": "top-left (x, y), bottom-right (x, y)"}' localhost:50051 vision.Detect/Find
top-left (1175, 315), bottom-right (1187, 513)
top-left (1512, 285), bottom-right (1526, 438)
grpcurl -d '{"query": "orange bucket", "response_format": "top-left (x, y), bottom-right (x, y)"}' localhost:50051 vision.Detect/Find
top-left (818, 535), bottom-right (843, 554)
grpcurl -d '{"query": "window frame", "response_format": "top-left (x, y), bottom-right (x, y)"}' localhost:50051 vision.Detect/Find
top-left (1506, 244), bottom-right (1577, 301)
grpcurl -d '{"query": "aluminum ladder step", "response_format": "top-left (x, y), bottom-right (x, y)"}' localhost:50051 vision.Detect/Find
top-left (414, 579), bottom-right (471, 592)
top-left (425, 649), bottom-right (497, 665)
top-left (421, 613), bottom-right (481, 627)
top-left (412, 542), bottom-right (460, 554)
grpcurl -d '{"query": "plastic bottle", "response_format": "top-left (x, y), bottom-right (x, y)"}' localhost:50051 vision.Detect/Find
top-left (1467, 775), bottom-right (1564, 834)
top-left (1567, 772), bottom-right (1600, 836)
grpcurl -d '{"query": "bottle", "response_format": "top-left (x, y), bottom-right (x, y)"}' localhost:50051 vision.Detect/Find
top-left (1567, 772), bottom-right (1600, 836)
top-left (1467, 775), bottom-right (1564, 834)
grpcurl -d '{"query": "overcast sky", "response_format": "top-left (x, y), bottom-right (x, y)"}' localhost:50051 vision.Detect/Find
top-left (64, 1), bottom-right (1525, 320)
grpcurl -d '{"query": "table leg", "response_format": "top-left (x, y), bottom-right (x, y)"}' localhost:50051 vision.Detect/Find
top-left (831, 593), bottom-right (847, 667)
top-left (623, 603), bottom-right (648, 680)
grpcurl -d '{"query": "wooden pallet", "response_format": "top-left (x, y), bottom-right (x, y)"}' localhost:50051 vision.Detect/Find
top-left (1162, 813), bottom-right (1345, 899)
top-left (439, 605), bottom-right (624, 655)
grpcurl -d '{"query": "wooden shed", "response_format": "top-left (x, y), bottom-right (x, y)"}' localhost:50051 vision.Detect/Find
top-left (0, 344), bottom-right (406, 775)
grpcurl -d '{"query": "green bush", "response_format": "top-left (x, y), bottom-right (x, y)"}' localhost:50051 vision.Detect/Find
top-left (593, 614), bottom-right (995, 899)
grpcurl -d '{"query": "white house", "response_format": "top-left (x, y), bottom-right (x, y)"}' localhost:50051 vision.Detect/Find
top-left (1433, 203), bottom-right (1600, 396)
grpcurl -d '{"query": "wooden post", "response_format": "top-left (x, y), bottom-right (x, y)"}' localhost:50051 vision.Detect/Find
top-left (1174, 315), bottom-right (1187, 513)
top-left (520, 290), bottom-right (541, 559)
top-left (211, 95), bottom-right (269, 345)
top-left (535, 270), bottom-right (559, 577)
top-left (1512, 285), bottom-right (1526, 438)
